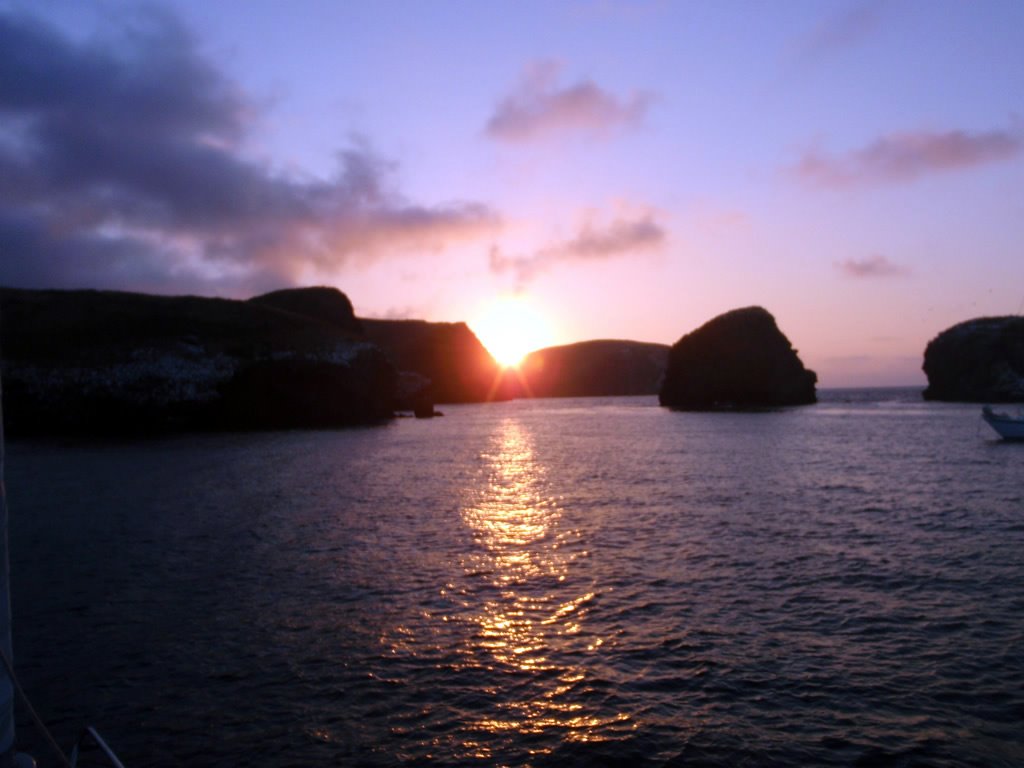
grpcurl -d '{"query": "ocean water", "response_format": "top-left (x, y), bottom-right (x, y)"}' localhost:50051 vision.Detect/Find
top-left (6, 389), bottom-right (1024, 767)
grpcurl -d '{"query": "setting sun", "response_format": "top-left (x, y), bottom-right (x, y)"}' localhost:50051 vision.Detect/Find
top-left (472, 296), bottom-right (554, 368)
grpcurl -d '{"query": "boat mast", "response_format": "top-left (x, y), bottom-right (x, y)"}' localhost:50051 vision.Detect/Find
top-left (0, 371), bottom-right (16, 763)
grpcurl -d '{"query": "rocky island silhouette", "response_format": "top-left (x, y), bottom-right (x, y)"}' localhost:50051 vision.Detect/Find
top-left (0, 285), bottom-right (1020, 436)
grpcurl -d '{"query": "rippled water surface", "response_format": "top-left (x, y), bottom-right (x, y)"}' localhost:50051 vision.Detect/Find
top-left (8, 389), bottom-right (1024, 766)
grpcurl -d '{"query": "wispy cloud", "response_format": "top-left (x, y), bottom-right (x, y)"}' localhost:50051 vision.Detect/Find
top-left (485, 60), bottom-right (652, 143)
top-left (0, 8), bottom-right (499, 295)
top-left (798, 0), bottom-right (889, 60)
top-left (797, 126), bottom-right (1023, 187)
top-left (489, 209), bottom-right (667, 284)
top-left (836, 254), bottom-right (910, 278)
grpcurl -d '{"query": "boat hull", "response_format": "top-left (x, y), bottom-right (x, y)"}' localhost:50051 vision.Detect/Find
top-left (982, 407), bottom-right (1024, 440)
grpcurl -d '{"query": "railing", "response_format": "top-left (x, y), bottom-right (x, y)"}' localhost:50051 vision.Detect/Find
top-left (2, 372), bottom-right (126, 768)
top-left (69, 727), bottom-right (126, 768)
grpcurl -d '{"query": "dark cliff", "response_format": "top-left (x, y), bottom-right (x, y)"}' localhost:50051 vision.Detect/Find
top-left (360, 319), bottom-right (505, 404)
top-left (516, 340), bottom-right (669, 398)
top-left (0, 287), bottom-right (396, 435)
top-left (247, 290), bottom-right (503, 406)
top-left (922, 316), bottom-right (1024, 402)
top-left (659, 306), bottom-right (816, 410)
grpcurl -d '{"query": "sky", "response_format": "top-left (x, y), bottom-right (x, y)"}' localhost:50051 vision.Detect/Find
top-left (1, 0), bottom-right (1022, 386)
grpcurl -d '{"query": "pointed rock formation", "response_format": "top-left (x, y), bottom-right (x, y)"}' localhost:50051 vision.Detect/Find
top-left (659, 306), bottom-right (816, 410)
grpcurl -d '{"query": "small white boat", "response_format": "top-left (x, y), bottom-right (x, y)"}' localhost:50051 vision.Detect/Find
top-left (981, 405), bottom-right (1024, 440)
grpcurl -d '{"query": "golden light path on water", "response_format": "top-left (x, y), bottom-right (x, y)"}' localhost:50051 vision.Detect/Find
top-left (455, 418), bottom-right (628, 757)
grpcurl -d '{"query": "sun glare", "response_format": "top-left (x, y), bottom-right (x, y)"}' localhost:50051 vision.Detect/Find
top-left (472, 296), bottom-right (553, 369)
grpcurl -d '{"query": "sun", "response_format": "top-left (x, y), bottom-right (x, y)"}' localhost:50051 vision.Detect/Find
top-left (472, 296), bottom-right (553, 369)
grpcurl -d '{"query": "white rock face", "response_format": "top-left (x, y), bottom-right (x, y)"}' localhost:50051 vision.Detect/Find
top-left (7, 340), bottom-right (384, 410)
top-left (11, 349), bottom-right (237, 406)
top-left (270, 341), bottom-right (378, 366)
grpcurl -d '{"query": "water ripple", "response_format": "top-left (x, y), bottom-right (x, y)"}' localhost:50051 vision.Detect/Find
top-left (8, 391), bottom-right (1024, 766)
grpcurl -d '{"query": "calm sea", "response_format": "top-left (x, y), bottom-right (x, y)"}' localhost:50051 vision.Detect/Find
top-left (6, 389), bottom-right (1024, 767)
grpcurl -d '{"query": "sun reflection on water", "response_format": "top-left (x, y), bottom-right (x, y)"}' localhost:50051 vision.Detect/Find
top-left (461, 419), bottom-right (561, 586)
top-left (455, 418), bottom-right (628, 751)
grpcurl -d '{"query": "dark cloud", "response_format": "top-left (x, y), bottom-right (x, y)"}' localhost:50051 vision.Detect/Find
top-left (836, 254), bottom-right (910, 278)
top-left (797, 127), bottom-right (1023, 187)
top-left (0, 8), bottom-right (245, 140)
top-left (489, 211), bottom-right (666, 284)
top-left (486, 60), bottom-right (652, 143)
top-left (0, 8), bottom-right (498, 294)
top-left (0, 208), bottom-right (187, 291)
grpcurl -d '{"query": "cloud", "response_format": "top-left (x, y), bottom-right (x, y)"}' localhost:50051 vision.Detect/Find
top-left (836, 254), bottom-right (910, 278)
top-left (798, 0), bottom-right (888, 60)
top-left (797, 127), bottom-right (1023, 186)
top-left (485, 60), bottom-right (652, 142)
top-left (0, 8), bottom-right (498, 295)
top-left (0, 208), bottom-right (212, 294)
top-left (489, 209), bottom-right (667, 284)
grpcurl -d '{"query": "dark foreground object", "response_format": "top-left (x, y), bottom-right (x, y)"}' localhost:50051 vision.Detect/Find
top-left (922, 316), bottom-right (1024, 402)
top-left (659, 306), bottom-right (816, 410)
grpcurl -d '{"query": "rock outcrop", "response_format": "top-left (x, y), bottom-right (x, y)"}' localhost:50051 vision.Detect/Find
top-left (516, 340), bottom-right (669, 398)
top-left (0, 287), bottom-right (396, 436)
top-left (360, 319), bottom-right (506, 404)
top-left (248, 286), bottom-right (363, 334)
top-left (659, 306), bottom-right (816, 409)
top-left (922, 316), bottom-right (1024, 402)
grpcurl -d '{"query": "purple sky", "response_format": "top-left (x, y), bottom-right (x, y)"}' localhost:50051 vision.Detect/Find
top-left (2, 0), bottom-right (1022, 385)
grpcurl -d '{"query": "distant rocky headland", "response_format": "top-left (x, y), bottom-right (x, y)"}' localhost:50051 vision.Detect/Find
top-left (1, 285), bottom-right (682, 437)
top-left (515, 340), bottom-right (669, 398)
top-left (659, 306), bottom-right (817, 410)
top-left (6, 283), bottom-right (1015, 436)
top-left (360, 318), bottom-right (504, 405)
top-left (0, 286), bottom-right (506, 436)
top-left (254, 288), bottom-right (504, 407)
top-left (1, 287), bottom-right (384, 435)
top-left (922, 316), bottom-right (1024, 402)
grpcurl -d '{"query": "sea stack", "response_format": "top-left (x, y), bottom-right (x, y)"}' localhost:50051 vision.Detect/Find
top-left (659, 306), bottom-right (817, 410)
top-left (922, 316), bottom-right (1024, 402)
